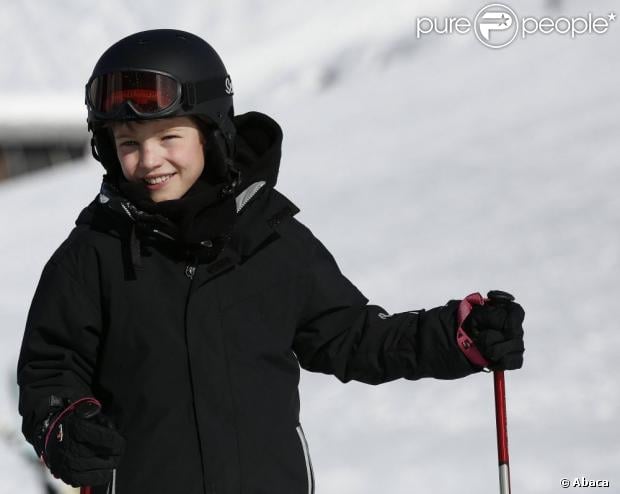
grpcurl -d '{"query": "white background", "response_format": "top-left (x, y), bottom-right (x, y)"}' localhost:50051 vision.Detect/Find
top-left (0, 0), bottom-right (618, 492)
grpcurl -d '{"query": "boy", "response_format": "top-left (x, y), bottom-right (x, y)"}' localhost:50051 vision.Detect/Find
top-left (17, 29), bottom-right (525, 493)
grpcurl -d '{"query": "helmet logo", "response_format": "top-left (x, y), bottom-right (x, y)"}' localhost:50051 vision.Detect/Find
top-left (225, 75), bottom-right (234, 95)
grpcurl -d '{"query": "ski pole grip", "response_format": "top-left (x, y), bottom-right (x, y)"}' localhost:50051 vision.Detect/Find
top-left (487, 290), bottom-right (515, 304)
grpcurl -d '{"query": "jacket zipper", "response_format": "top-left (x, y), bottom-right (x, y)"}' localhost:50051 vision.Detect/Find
top-left (296, 424), bottom-right (315, 494)
top-left (183, 254), bottom-right (211, 494)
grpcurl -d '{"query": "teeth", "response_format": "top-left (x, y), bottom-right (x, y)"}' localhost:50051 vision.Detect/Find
top-left (144, 174), bottom-right (174, 185)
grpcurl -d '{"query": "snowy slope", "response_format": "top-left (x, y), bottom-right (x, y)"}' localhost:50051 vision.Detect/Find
top-left (1, 0), bottom-right (619, 492)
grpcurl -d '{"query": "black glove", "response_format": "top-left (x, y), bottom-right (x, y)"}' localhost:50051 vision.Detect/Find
top-left (38, 397), bottom-right (125, 487)
top-left (462, 292), bottom-right (525, 370)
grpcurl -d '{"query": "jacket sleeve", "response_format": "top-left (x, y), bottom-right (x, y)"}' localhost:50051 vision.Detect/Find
top-left (291, 227), bottom-right (479, 385)
top-left (17, 243), bottom-right (102, 448)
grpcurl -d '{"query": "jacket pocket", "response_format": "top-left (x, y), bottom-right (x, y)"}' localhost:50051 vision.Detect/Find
top-left (296, 424), bottom-right (315, 494)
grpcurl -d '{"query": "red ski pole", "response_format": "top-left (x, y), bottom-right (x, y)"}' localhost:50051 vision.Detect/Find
top-left (79, 468), bottom-right (116, 494)
top-left (494, 369), bottom-right (511, 494)
top-left (457, 290), bottom-right (515, 494)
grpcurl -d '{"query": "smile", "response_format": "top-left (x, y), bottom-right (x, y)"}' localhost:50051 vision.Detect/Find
top-left (143, 173), bottom-right (176, 185)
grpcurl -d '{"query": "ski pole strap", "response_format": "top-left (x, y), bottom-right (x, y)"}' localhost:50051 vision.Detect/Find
top-left (456, 292), bottom-right (491, 369)
top-left (41, 396), bottom-right (102, 467)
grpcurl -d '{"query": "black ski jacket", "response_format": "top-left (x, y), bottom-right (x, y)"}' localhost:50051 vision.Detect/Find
top-left (17, 112), bottom-right (478, 494)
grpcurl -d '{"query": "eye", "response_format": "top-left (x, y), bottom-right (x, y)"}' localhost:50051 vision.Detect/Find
top-left (118, 140), bottom-right (138, 147)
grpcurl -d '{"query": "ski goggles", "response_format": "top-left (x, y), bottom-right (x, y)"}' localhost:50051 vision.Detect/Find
top-left (86, 70), bottom-right (233, 119)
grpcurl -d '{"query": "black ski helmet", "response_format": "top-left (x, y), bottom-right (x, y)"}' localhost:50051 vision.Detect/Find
top-left (85, 29), bottom-right (238, 190)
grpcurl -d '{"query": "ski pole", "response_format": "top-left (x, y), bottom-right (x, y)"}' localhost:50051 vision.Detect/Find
top-left (79, 468), bottom-right (116, 494)
top-left (487, 290), bottom-right (514, 494)
top-left (457, 290), bottom-right (514, 494)
top-left (494, 369), bottom-right (511, 494)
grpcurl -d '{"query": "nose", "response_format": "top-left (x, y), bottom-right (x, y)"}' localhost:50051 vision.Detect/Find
top-left (138, 140), bottom-right (164, 171)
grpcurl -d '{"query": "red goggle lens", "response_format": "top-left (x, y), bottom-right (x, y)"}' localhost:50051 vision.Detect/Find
top-left (88, 71), bottom-right (180, 114)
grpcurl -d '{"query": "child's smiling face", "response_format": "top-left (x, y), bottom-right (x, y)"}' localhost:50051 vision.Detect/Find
top-left (112, 116), bottom-right (205, 202)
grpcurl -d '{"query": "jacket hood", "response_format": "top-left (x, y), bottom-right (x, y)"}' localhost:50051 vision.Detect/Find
top-left (232, 111), bottom-right (283, 191)
top-left (76, 111), bottom-right (299, 280)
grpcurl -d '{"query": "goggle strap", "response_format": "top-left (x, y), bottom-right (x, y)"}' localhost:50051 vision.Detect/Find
top-left (189, 76), bottom-right (233, 105)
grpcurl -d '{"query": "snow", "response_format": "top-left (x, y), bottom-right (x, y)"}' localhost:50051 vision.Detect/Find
top-left (1, 0), bottom-right (619, 492)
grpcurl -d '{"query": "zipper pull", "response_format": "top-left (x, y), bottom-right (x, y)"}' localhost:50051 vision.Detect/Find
top-left (185, 252), bottom-right (199, 280)
top-left (185, 264), bottom-right (196, 279)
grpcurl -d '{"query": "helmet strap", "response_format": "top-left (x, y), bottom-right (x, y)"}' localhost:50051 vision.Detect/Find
top-left (201, 126), bottom-right (240, 196)
top-left (91, 127), bottom-right (124, 182)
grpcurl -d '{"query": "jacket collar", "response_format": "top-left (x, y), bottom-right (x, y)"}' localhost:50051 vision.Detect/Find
top-left (75, 178), bottom-right (300, 280)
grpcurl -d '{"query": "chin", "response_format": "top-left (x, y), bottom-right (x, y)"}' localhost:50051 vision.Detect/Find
top-left (151, 191), bottom-right (181, 202)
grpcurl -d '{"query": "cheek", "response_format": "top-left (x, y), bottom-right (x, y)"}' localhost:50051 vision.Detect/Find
top-left (192, 149), bottom-right (205, 176)
top-left (117, 150), bottom-right (139, 179)
top-left (174, 145), bottom-right (205, 177)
